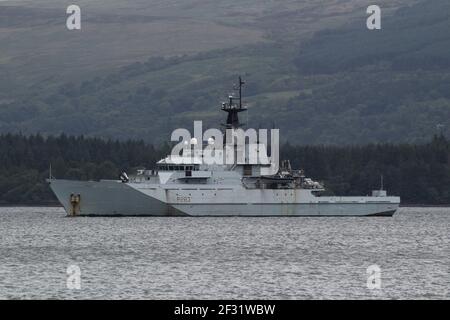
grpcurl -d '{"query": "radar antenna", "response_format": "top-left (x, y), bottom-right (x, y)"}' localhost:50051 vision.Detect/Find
top-left (221, 76), bottom-right (247, 129)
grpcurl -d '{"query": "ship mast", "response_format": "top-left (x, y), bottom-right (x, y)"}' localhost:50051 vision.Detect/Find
top-left (221, 76), bottom-right (247, 129)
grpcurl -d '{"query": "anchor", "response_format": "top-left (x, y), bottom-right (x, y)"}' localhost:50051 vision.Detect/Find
top-left (69, 193), bottom-right (81, 216)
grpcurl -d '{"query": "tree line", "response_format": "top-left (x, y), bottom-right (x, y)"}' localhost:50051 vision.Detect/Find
top-left (0, 133), bottom-right (449, 205)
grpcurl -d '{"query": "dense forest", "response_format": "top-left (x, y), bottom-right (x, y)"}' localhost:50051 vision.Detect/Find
top-left (0, 133), bottom-right (449, 205)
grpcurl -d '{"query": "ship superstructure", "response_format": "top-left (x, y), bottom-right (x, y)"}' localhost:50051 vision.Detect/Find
top-left (48, 78), bottom-right (400, 216)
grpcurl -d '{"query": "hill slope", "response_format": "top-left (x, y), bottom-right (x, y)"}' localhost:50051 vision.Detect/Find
top-left (2, 0), bottom-right (449, 144)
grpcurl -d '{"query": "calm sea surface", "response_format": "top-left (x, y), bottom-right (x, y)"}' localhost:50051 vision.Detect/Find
top-left (0, 207), bottom-right (448, 299)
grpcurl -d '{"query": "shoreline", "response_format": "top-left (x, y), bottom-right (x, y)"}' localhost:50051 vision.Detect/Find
top-left (0, 203), bottom-right (62, 207)
top-left (1, 204), bottom-right (449, 208)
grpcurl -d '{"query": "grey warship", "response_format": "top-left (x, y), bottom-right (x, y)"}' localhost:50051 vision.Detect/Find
top-left (48, 78), bottom-right (400, 216)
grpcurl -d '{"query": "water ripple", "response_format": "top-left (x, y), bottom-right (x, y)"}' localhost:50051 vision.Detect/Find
top-left (0, 207), bottom-right (448, 299)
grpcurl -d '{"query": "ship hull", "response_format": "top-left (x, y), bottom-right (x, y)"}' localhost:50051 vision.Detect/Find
top-left (48, 179), bottom-right (400, 217)
top-left (171, 204), bottom-right (398, 217)
top-left (48, 179), bottom-right (187, 216)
